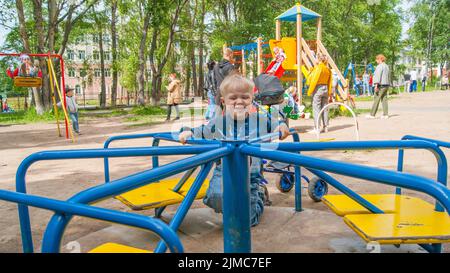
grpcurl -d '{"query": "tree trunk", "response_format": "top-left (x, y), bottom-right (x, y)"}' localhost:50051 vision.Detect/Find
top-left (149, 0), bottom-right (188, 105)
top-left (98, 29), bottom-right (107, 108)
top-left (184, 61), bottom-right (191, 99)
top-left (190, 45), bottom-right (197, 97)
top-left (17, 0), bottom-right (42, 114)
top-left (137, 12), bottom-right (151, 106)
top-left (151, 73), bottom-right (162, 106)
top-left (32, 0), bottom-right (51, 110)
top-left (198, 0), bottom-right (205, 99)
top-left (16, 0), bottom-right (31, 52)
top-left (110, 0), bottom-right (118, 106)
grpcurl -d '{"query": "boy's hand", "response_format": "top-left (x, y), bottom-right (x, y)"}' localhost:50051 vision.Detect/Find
top-left (274, 123), bottom-right (290, 140)
top-left (179, 131), bottom-right (193, 144)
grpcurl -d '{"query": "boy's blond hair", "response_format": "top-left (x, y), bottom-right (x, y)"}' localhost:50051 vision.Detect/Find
top-left (223, 47), bottom-right (233, 58)
top-left (219, 73), bottom-right (254, 97)
top-left (376, 54), bottom-right (386, 62)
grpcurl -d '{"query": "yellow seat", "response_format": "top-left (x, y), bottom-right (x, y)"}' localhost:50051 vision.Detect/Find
top-left (322, 194), bottom-right (435, 217)
top-left (344, 211), bottom-right (450, 244)
top-left (13, 77), bottom-right (42, 87)
top-left (115, 178), bottom-right (210, 211)
top-left (89, 243), bottom-right (151, 253)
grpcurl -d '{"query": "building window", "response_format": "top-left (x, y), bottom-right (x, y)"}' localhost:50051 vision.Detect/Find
top-left (104, 69), bottom-right (111, 77)
top-left (75, 35), bottom-right (85, 44)
top-left (68, 68), bottom-right (76, 77)
top-left (78, 50), bottom-right (85, 60)
top-left (75, 85), bottom-right (81, 94)
top-left (93, 34), bottom-right (99, 43)
top-left (104, 51), bottom-right (110, 61)
top-left (79, 69), bottom-right (87, 77)
top-left (93, 51), bottom-right (100, 61)
top-left (94, 69), bottom-right (101, 77)
top-left (67, 50), bottom-right (75, 61)
top-left (104, 35), bottom-right (110, 43)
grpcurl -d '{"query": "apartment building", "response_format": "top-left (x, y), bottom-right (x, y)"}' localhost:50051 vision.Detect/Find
top-left (64, 34), bottom-right (127, 103)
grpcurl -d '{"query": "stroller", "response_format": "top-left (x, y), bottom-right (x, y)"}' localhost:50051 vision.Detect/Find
top-left (253, 74), bottom-right (329, 203)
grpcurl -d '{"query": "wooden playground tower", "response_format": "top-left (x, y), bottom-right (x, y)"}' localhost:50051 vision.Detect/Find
top-left (256, 3), bottom-right (349, 105)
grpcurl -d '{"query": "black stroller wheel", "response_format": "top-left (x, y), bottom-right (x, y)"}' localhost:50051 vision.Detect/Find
top-left (275, 173), bottom-right (295, 193)
top-left (307, 177), bottom-right (328, 202)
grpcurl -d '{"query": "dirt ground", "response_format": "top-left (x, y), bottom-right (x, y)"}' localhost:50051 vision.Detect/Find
top-left (0, 90), bottom-right (449, 253)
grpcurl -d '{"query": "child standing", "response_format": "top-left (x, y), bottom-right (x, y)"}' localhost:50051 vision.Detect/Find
top-left (57, 86), bottom-right (81, 135)
top-left (179, 73), bottom-right (290, 226)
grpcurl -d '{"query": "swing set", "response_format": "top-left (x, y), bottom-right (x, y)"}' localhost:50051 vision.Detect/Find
top-left (0, 52), bottom-right (75, 142)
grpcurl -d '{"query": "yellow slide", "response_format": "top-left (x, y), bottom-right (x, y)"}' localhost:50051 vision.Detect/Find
top-left (268, 38), bottom-right (312, 82)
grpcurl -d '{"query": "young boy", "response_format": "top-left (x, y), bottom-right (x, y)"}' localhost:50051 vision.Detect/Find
top-left (179, 73), bottom-right (290, 226)
top-left (57, 86), bottom-right (81, 135)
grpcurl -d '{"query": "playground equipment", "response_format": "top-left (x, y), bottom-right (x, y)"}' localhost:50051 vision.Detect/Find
top-left (230, 43), bottom-right (270, 78)
top-left (256, 4), bottom-right (350, 106)
top-left (0, 129), bottom-right (448, 253)
top-left (314, 102), bottom-right (360, 141)
top-left (13, 77), bottom-right (43, 88)
top-left (343, 62), bottom-right (375, 96)
top-left (0, 52), bottom-right (74, 142)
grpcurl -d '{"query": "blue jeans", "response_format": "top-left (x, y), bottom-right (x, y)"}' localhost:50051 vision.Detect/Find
top-left (203, 159), bottom-right (265, 227)
top-left (205, 90), bottom-right (216, 120)
top-left (363, 82), bottom-right (371, 95)
top-left (69, 112), bottom-right (79, 133)
top-left (410, 80), bottom-right (417, 92)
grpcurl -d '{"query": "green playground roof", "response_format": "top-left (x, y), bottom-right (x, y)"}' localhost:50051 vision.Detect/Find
top-left (276, 4), bottom-right (321, 22)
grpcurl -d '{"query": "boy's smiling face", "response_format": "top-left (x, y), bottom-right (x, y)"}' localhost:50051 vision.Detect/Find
top-left (222, 86), bottom-right (253, 120)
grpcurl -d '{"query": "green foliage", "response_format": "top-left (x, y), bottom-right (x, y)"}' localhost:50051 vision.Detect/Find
top-left (130, 105), bottom-right (167, 115)
top-left (408, 0), bottom-right (449, 67)
top-left (0, 108), bottom-right (62, 124)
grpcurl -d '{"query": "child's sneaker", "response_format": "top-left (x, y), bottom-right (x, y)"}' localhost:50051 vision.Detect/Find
top-left (365, 114), bottom-right (376, 119)
top-left (381, 115), bottom-right (389, 119)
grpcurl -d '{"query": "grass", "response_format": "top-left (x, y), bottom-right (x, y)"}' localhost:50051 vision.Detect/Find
top-left (79, 108), bottom-right (128, 119)
top-left (0, 108), bottom-right (63, 124)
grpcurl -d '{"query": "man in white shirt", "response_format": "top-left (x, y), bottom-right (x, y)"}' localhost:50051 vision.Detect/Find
top-left (410, 70), bottom-right (418, 92)
top-left (366, 54), bottom-right (390, 119)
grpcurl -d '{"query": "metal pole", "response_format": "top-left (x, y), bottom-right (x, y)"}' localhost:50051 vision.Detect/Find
top-left (296, 5), bottom-right (303, 105)
top-left (222, 142), bottom-right (251, 253)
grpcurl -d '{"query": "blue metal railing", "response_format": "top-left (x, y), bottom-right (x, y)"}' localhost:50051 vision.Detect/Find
top-left (241, 145), bottom-right (450, 213)
top-left (15, 145), bottom-right (222, 253)
top-left (1, 132), bottom-right (449, 253)
top-left (104, 129), bottom-right (305, 212)
top-left (397, 135), bottom-right (450, 198)
top-left (103, 132), bottom-right (220, 182)
top-left (41, 146), bottom-right (232, 253)
top-left (251, 140), bottom-right (447, 212)
top-left (0, 189), bottom-right (183, 253)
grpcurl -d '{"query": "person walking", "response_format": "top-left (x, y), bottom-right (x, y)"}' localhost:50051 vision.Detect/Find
top-left (165, 73), bottom-right (182, 121)
top-left (366, 54), bottom-right (390, 119)
top-left (421, 73), bottom-right (427, 92)
top-left (213, 47), bottom-right (235, 106)
top-left (410, 69), bottom-right (418, 92)
top-left (362, 71), bottom-right (370, 96)
top-left (307, 53), bottom-right (332, 133)
top-left (205, 60), bottom-right (217, 120)
top-left (403, 72), bottom-right (411, 93)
